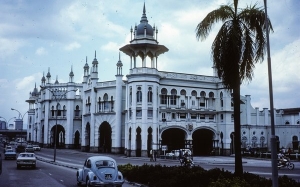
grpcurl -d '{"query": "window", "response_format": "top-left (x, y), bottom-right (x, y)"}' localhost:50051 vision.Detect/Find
top-left (51, 106), bottom-right (55, 117)
top-left (57, 104), bottom-right (61, 116)
top-left (148, 110), bottom-right (153, 118)
top-left (162, 112), bottom-right (166, 120)
top-left (209, 115), bottom-right (214, 120)
top-left (136, 109), bottom-right (142, 117)
top-left (191, 114), bottom-right (196, 119)
top-left (147, 87), bottom-right (152, 103)
top-left (160, 88), bottom-right (167, 104)
top-left (200, 91), bottom-right (206, 107)
top-left (200, 115), bottom-right (205, 120)
top-left (192, 100), bottom-right (195, 106)
top-left (63, 105), bottom-right (66, 117)
top-left (172, 113), bottom-right (176, 120)
top-left (129, 87), bottom-right (132, 104)
top-left (75, 105), bottom-right (80, 117)
top-left (137, 87), bottom-right (142, 102)
top-left (104, 94), bottom-right (108, 110)
top-left (220, 92), bottom-right (223, 107)
top-left (170, 89), bottom-right (177, 105)
top-left (179, 113), bottom-right (186, 119)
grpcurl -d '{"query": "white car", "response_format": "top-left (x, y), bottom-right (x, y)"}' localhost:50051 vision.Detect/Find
top-left (16, 153), bottom-right (36, 169)
top-left (32, 145), bottom-right (41, 151)
top-left (76, 156), bottom-right (124, 186)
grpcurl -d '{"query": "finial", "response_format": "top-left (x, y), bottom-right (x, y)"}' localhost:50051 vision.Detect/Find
top-left (95, 50), bottom-right (96, 58)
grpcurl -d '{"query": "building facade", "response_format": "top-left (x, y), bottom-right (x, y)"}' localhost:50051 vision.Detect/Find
top-left (26, 5), bottom-right (300, 157)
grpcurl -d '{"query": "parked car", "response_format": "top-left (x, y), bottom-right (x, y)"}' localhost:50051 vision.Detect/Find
top-left (76, 156), bottom-right (124, 187)
top-left (16, 153), bottom-right (36, 169)
top-left (4, 149), bottom-right (17, 160)
top-left (32, 145), bottom-right (41, 151)
top-left (25, 145), bottom-right (34, 153)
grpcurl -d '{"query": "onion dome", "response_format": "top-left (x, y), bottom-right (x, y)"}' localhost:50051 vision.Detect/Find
top-left (136, 2), bottom-right (153, 37)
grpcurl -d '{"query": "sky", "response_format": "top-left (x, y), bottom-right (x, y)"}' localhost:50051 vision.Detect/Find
top-left (0, 0), bottom-right (299, 128)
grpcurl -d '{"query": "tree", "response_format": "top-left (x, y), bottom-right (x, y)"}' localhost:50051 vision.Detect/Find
top-left (195, 0), bottom-right (272, 175)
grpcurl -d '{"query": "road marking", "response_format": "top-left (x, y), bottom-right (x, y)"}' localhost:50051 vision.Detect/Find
top-left (49, 173), bottom-right (52, 176)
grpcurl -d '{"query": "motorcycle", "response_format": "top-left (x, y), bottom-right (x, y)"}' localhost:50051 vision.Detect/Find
top-left (180, 156), bottom-right (194, 168)
top-left (277, 156), bottom-right (294, 170)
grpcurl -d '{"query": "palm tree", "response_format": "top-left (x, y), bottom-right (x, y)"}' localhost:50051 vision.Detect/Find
top-left (195, 0), bottom-right (272, 175)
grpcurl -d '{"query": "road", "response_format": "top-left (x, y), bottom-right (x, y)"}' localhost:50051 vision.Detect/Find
top-left (1, 146), bottom-right (300, 186)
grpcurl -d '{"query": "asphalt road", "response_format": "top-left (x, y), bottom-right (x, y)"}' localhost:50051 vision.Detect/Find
top-left (1, 146), bottom-right (300, 186)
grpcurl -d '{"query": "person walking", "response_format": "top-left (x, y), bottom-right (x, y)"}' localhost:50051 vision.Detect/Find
top-left (154, 150), bottom-right (157, 161)
top-left (150, 149), bottom-right (153, 161)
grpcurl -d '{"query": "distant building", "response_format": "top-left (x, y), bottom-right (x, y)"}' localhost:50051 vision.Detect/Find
top-left (25, 4), bottom-right (300, 156)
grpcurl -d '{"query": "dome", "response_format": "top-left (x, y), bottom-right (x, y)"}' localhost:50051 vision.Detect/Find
top-left (135, 3), bottom-right (153, 37)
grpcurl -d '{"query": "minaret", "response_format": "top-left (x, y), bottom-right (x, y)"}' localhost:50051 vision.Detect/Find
top-left (41, 72), bottom-right (46, 87)
top-left (83, 56), bottom-right (89, 83)
top-left (46, 67), bottom-right (51, 84)
top-left (115, 52), bottom-right (123, 152)
top-left (91, 51), bottom-right (98, 80)
top-left (69, 66), bottom-right (74, 83)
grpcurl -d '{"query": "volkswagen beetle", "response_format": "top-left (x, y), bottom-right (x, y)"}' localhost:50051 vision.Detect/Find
top-left (76, 156), bottom-right (124, 187)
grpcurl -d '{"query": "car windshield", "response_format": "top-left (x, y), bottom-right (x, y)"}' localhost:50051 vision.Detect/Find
top-left (95, 160), bottom-right (115, 168)
top-left (20, 154), bottom-right (34, 157)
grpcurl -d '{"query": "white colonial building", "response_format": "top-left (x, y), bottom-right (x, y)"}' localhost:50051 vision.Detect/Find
top-left (25, 5), bottom-right (300, 157)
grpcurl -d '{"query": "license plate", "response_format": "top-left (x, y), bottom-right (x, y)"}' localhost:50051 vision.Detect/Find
top-left (105, 174), bottom-right (112, 180)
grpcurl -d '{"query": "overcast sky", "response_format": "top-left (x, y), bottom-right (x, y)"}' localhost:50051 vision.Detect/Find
top-left (0, 0), bottom-right (299, 127)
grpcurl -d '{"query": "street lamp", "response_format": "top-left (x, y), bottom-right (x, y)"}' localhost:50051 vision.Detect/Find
top-left (40, 86), bottom-right (78, 162)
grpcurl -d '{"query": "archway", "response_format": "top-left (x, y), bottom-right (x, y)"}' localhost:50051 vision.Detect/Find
top-left (50, 124), bottom-right (65, 148)
top-left (136, 127), bottom-right (142, 157)
top-left (99, 122), bottom-right (112, 153)
top-left (147, 127), bottom-right (153, 156)
top-left (161, 128), bottom-right (185, 152)
top-left (192, 129), bottom-right (214, 156)
top-left (74, 131), bottom-right (80, 149)
top-left (85, 123), bottom-right (90, 152)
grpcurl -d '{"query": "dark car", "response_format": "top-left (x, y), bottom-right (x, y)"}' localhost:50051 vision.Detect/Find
top-left (16, 145), bottom-right (26, 153)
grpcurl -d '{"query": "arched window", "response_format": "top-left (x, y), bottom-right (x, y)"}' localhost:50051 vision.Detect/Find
top-left (285, 121), bottom-right (290, 125)
top-left (57, 103), bottom-right (61, 116)
top-left (160, 88), bottom-right (167, 104)
top-left (147, 87), bottom-right (152, 103)
top-left (104, 93), bottom-right (108, 110)
top-left (75, 105), bottom-right (80, 117)
top-left (170, 89), bottom-right (177, 105)
top-left (191, 90), bottom-right (197, 96)
top-left (137, 87), bottom-right (142, 102)
top-left (200, 91), bottom-right (206, 107)
top-left (63, 105), bottom-right (66, 117)
top-left (51, 106), bottom-right (55, 117)
top-left (220, 92), bottom-right (223, 107)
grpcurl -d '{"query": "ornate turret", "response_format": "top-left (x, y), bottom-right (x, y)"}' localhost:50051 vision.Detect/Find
top-left (116, 52), bottom-right (123, 76)
top-left (69, 66), bottom-right (74, 83)
top-left (119, 3), bottom-right (168, 70)
top-left (46, 67), bottom-right (51, 84)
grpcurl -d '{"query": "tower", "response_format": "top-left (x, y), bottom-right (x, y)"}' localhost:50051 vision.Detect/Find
top-left (120, 3), bottom-right (168, 157)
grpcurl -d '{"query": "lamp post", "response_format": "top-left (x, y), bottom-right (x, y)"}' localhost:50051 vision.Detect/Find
top-left (40, 86), bottom-right (77, 162)
top-left (264, 1), bottom-right (278, 187)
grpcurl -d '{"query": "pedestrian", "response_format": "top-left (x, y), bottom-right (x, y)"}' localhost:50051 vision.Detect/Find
top-left (288, 148), bottom-right (292, 156)
top-left (154, 150), bottom-right (157, 161)
top-left (150, 149), bottom-right (153, 161)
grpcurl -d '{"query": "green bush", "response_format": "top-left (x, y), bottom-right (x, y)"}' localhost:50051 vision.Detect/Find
top-left (118, 164), bottom-right (300, 187)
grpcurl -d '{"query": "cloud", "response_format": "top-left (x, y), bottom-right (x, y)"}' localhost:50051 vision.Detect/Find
top-left (35, 47), bottom-right (47, 55)
top-left (64, 42), bottom-right (81, 51)
top-left (101, 42), bottom-right (119, 51)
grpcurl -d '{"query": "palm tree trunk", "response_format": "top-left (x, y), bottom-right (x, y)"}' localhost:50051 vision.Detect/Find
top-left (233, 80), bottom-right (243, 175)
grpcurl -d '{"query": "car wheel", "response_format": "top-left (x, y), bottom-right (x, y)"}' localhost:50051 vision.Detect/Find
top-left (86, 178), bottom-right (91, 187)
top-left (17, 165), bottom-right (20, 169)
top-left (77, 181), bottom-right (82, 186)
top-left (32, 164), bottom-right (36, 169)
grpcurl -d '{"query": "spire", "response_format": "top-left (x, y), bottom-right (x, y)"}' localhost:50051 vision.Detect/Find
top-left (55, 75), bottom-right (59, 84)
top-left (46, 67), bottom-right (51, 78)
top-left (140, 2), bottom-right (148, 23)
top-left (92, 50), bottom-right (98, 65)
top-left (41, 72), bottom-right (46, 82)
top-left (69, 65), bottom-right (74, 77)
